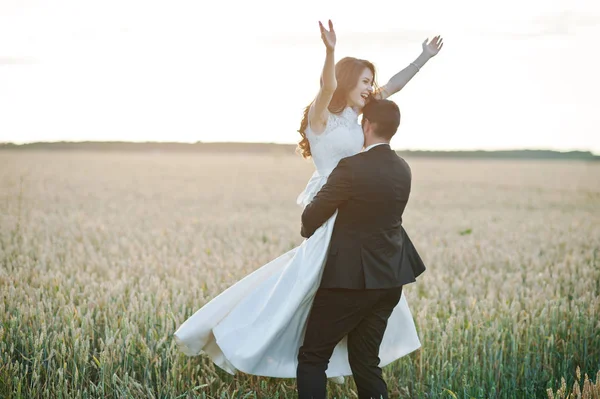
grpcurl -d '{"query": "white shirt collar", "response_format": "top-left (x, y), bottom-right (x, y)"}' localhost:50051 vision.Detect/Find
top-left (363, 142), bottom-right (389, 152)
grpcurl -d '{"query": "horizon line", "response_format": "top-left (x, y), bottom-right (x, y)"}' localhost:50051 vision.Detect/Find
top-left (1, 140), bottom-right (598, 156)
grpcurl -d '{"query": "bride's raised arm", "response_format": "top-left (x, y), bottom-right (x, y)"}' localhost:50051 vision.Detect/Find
top-left (308, 20), bottom-right (337, 135)
top-left (375, 35), bottom-right (444, 100)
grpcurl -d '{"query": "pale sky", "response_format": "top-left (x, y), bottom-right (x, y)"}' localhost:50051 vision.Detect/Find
top-left (1, 0), bottom-right (599, 153)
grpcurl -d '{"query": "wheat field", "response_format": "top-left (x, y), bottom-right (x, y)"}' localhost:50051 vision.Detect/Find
top-left (1, 151), bottom-right (599, 398)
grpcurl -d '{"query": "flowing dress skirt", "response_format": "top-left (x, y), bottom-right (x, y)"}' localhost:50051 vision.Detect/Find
top-left (174, 173), bottom-right (421, 377)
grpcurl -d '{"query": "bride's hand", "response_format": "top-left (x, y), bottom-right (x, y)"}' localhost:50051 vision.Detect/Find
top-left (319, 20), bottom-right (336, 51)
top-left (422, 35), bottom-right (444, 57)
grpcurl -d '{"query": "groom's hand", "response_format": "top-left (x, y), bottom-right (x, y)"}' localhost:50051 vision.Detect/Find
top-left (300, 223), bottom-right (311, 239)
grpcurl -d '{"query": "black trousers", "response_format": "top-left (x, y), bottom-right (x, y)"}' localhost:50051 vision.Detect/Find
top-left (296, 286), bottom-right (403, 399)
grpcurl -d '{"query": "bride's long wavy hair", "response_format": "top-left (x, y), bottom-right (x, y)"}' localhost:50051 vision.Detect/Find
top-left (297, 57), bottom-right (378, 159)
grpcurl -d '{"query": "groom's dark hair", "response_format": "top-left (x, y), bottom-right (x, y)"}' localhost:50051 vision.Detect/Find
top-left (361, 99), bottom-right (401, 140)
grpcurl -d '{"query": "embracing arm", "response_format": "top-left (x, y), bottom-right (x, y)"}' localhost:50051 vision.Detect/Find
top-left (308, 20), bottom-right (337, 134)
top-left (376, 35), bottom-right (444, 100)
top-left (301, 159), bottom-right (353, 238)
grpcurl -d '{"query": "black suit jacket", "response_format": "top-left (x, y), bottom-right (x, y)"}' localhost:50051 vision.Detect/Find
top-left (301, 144), bottom-right (426, 289)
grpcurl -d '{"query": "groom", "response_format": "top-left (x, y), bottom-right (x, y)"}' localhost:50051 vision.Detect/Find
top-left (297, 99), bottom-right (426, 399)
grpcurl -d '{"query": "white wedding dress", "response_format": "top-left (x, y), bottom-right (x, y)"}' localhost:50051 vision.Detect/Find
top-left (174, 106), bottom-right (421, 378)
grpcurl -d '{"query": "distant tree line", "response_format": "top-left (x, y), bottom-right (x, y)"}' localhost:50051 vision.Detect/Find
top-left (1, 141), bottom-right (598, 161)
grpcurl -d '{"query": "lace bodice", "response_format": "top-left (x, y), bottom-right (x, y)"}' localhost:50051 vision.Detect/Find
top-left (305, 107), bottom-right (364, 175)
top-left (297, 107), bottom-right (364, 207)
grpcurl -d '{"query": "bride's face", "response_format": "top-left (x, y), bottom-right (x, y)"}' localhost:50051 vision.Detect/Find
top-left (347, 68), bottom-right (374, 110)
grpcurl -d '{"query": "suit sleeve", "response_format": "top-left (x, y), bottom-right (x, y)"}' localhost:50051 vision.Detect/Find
top-left (301, 158), bottom-right (353, 238)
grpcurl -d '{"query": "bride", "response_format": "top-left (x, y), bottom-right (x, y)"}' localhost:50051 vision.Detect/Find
top-left (174, 20), bottom-right (443, 380)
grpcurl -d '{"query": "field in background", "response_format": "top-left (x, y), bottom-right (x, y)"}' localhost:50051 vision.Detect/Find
top-left (1, 151), bottom-right (599, 398)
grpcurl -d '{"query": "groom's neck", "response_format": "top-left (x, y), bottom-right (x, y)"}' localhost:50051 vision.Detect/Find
top-left (364, 138), bottom-right (390, 148)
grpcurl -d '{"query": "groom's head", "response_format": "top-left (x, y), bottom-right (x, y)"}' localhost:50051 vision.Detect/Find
top-left (361, 99), bottom-right (401, 143)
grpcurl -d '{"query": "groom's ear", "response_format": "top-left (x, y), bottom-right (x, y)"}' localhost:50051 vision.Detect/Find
top-left (362, 117), bottom-right (370, 131)
top-left (363, 119), bottom-right (376, 136)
